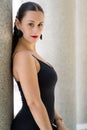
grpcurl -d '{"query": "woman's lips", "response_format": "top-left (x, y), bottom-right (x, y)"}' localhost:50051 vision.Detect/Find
top-left (31, 35), bottom-right (38, 38)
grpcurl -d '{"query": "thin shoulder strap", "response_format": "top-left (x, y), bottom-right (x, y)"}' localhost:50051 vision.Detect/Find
top-left (32, 54), bottom-right (53, 68)
top-left (31, 55), bottom-right (42, 64)
top-left (32, 55), bottom-right (39, 60)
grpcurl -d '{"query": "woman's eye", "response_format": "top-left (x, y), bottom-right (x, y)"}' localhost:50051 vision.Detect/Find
top-left (28, 23), bottom-right (34, 27)
top-left (38, 23), bottom-right (43, 27)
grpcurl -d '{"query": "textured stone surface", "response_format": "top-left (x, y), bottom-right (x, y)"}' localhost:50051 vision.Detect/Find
top-left (48, 1), bottom-right (76, 130)
top-left (0, 0), bottom-right (13, 130)
top-left (76, 0), bottom-right (87, 124)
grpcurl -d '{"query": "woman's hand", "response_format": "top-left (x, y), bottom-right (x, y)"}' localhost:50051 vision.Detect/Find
top-left (56, 119), bottom-right (68, 130)
top-left (58, 125), bottom-right (68, 130)
top-left (54, 111), bottom-right (68, 130)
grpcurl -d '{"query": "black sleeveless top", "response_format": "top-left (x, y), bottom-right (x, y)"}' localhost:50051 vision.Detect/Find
top-left (11, 56), bottom-right (58, 130)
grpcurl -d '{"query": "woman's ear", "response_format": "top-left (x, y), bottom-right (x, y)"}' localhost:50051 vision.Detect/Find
top-left (15, 18), bottom-right (21, 30)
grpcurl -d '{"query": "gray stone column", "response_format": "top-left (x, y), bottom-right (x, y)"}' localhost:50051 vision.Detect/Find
top-left (0, 0), bottom-right (13, 130)
top-left (50, 1), bottom-right (76, 130)
top-left (76, 0), bottom-right (87, 124)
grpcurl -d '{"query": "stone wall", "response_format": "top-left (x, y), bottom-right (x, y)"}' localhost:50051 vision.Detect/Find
top-left (0, 0), bottom-right (13, 130)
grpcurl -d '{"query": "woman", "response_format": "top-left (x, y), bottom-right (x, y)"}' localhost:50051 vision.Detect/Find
top-left (11, 2), bottom-right (67, 130)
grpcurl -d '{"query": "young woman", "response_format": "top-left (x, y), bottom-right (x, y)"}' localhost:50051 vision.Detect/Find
top-left (11, 2), bottom-right (67, 130)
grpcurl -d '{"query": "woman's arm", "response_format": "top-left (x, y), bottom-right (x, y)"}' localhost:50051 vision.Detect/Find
top-left (13, 51), bottom-right (52, 130)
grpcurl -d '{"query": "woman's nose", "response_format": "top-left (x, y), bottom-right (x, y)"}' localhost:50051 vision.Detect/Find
top-left (32, 27), bottom-right (39, 34)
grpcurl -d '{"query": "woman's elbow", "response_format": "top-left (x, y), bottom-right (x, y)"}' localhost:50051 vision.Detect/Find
top-left (27, 98), bottom-right (43, 110)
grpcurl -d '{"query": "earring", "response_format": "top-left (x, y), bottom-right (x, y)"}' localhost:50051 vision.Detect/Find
top-left (40, 34), bottom-right (42, 40)
top-left (17, 29), bottom-right (23, 38)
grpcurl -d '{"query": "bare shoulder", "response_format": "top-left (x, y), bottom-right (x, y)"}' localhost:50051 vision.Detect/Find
top-left (13, 50), bottom-right (34, 62)
top-left (13, 50), bottom-right (36, 74)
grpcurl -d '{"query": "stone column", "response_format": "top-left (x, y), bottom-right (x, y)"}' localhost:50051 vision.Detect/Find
top-left (0, 0), bottom-right (13, 130)
top-left (49, 1), bottom-right (76, 130)
top-left (76, 0), bottom-right (87, 124)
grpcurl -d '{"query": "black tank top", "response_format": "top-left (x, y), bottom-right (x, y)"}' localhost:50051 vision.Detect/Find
top-left (16, 55), bottom-right (58, 124)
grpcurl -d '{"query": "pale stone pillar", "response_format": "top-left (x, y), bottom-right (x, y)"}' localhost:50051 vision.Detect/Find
top-left (76, 0), bottom-right (87, 124)
top-left (48, 1), bottom-right (76, 130)
top-left (0, 0), bottom-right (13, 130)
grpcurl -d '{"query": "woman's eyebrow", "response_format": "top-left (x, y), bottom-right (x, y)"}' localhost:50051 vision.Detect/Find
top-left (27, 20), bottom-right (35, 22)
top-left (27, 20), bottom-right (44, 23)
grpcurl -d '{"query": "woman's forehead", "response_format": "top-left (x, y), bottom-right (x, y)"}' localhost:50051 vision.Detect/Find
top-left (22, 11), bottom-right (44, 22)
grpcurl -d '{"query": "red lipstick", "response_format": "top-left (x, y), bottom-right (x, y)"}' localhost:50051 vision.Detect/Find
top-left (31, 35), bottom-right (38, 38)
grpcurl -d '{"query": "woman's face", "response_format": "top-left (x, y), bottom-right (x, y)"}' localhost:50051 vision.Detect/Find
top-left (17, 11), bottom-right (44, 43)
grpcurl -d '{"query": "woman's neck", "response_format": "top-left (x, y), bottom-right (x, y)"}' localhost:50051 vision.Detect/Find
top-left (18, 37), bottom-right (36, 52)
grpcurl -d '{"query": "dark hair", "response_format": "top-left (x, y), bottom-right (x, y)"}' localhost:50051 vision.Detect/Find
top-left (12, 1), bottom-right (44, 55)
